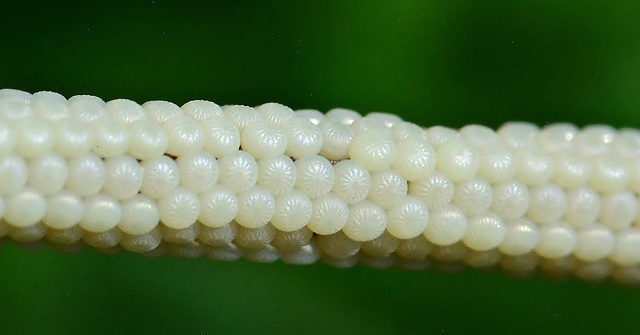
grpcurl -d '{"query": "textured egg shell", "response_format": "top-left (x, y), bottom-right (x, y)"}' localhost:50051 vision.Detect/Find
top-left (423, 204), bottom-right (468, 246)
top-left (343, 200), bottom-right (388, 242)
top-left (392, 139), bottom-right (436, 182)
top-left (349, 131), bottom-right (396, 172)
top-left (435, 139), bottom-right (479, 183)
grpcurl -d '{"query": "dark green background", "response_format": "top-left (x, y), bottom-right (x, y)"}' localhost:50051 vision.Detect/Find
top-left (1, 1), bottom-right (639, 334)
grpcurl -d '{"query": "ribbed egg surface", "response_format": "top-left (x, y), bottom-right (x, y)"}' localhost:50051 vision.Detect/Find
top-left (2, 88), bottom-right (640, 285)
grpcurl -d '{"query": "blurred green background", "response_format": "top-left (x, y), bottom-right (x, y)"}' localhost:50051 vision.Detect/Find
top-left (1, 0), bottom-right (640, 334)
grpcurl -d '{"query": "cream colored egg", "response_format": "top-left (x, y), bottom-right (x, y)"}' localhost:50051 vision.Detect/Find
top-left (349, 131), bottom-right (396, 172)
top-left (435, 139), bottom-right (479, 183)
top-left (498, 218), bottom-right (540, 256)
top-left (462, 212), bottom-right (506, 251)
top-left (307, 193), bottom-right (349, 235)
top-left (386, 195), bottom-right (429, 240)
top-left (181, 100), bottom-right (224, 121)
top-left (343, 200), bottom-right (388, 242)
top-left (534, 222), bottom-right (577, 259)
top-left (142, 100), bottom-right (183, 125)
top-left (118, 194), bottom-right (160, 235)
top-left (423, 204), bottom-right (468, 246)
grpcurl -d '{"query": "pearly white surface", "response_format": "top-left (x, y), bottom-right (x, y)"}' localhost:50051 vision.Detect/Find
top-left (349, 131), bottom-right (396, 172)
top-left (589, 155), bottom-right (629, 193)
top-left (142, 100), bottom-right (183, 125)
top-left (435, 139), bottom-right (479, 182)
top-left (343, 200), bottom-right (388, 242)
top-left (563, 187), bottom-right (601, 228)
top-left (43, 190), bottom-right (84, 230)
top-left (27, 153), bottom-right (68, 195)
top-left (65, 153), bottom-right (106, 197)
top-left (452, 177), bottom-right (493, 217)
top-left (514, 149), bottom-right (553, 186)
top-left (332, 160), bottom-right (371, 205)
top-left (612, 129), bottom-right (640, 159)
top-left (462, 212), bottom-right (506, 251)
top-left (490, 181), bottom-right (529, 221)
top-left (198, 185), bottom-right (238, 228)
top-left (0, 122), bottom-right (16, 156)
top-left (4, 187), bottom-right (47, 228)
top-left (14, 118), bottom-right (53, 159)
top-left (157, 187), bottom-right (200, 230)
top-left (69, 95), bottom-right (106, 124)
top-left (498, 218), bottom-right (539, 256)
top-left (176, 151), bottom-right (219, 194)
top-left (271, 190), bottom-right (313, 232)
top-left (599, 191), bottom-right (637, 230)
top-left (573, 224), bottom-right (614, 262)
top-left (294, 155), bottom-right (335, 199)
top-left (497, 122), bottom-right (538, 150)
top-left (0, 97), bottom-right (31, 122)
top-left (200, 116), bottom-right (241, 158)
top-left (392, 139), bottom-right (436, 182)
top-left (118, 194), bottom-right (159, 235)
top-left (459, 124), bottom-right (497, 148)
top-left (53, 118), bottom-right (93, 158)
top-left (535, 222), bottom-right (577, 259)
top-left (365, 112), bottom-right (402, 129)
top-left (102, 155), bottom-right (144, 200)
top-left (536, 123), bottom-right (578, 154)
top-left (610, 228), bottom-right (640, 266)
top-left (257, 155), bottom-right (297, 197)
top-left (256, 102), bottom-right (294, 126)
top-left (351, 116), bottom-right (392, 135)
top-left (391, 121), bottom-right (429, 142)
top-left (426, 126), bottom-right (459, 148)
top-left (105, 98), bottom-right (146, 124)
top-left (386, 195), bottom-right (429, 240)
top-left (423, 204), bottom-right (468, 246)
top-left (0, 88), bottom-right (31, 101)
top-left (31, 91), bottom-right (69, 121)
top-left (234, 186), bottom-right (275, 229)
top-left (318, 120), bottom-right (353, 161)
top-left (90, 118), bottom-right (130, 158)
top-left (281, 116), bottom-right (323, 159)
top-left (629, 157), bottom-right (640, 194)
top-left (140, 155), bottom-right (180, 199)
top-left (79, 193), bottom-right (122, 233)
top-left (0, 154), bottom-right (28, 196)
top-left (526, 183), bottom-right (567, 224)
top-left (553, 152), bottom-right (592, 189)
top-left (217, 150), bottom-right (259, 194)
top-left (294, 109), bottom-right (324, 126)
top-left (368, 169), bottom-right (408, 210)
top-left (162, 115), bottom-right (203, 156)
top-left (223, 105), bottom-right (261, 131)
top-left (307, 193), bottom-right (349, 235)
top-left (181, 100), bottom-right (224, 121)
top-left (241, 120), bottom-right (287, 160)
top-left (126, 120), bottom-right (168, 160)
top-left (325, 108), bottom-right (361, 126)
top-left (573, 125), bottom-right (615, 157)
top-left (476, 145), bottom-right (516, 183)
top-left (408, 171), bottom-right (454, 210)
top-left (5, 88), bottom-right (640, 283)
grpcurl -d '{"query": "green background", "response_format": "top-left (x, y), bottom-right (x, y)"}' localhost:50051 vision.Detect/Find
top-left (1, 0), bottom-right (640, 334)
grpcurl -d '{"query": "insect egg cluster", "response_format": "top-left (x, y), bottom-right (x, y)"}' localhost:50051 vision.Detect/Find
top-left (1, 88), bottom-right (640, 284)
